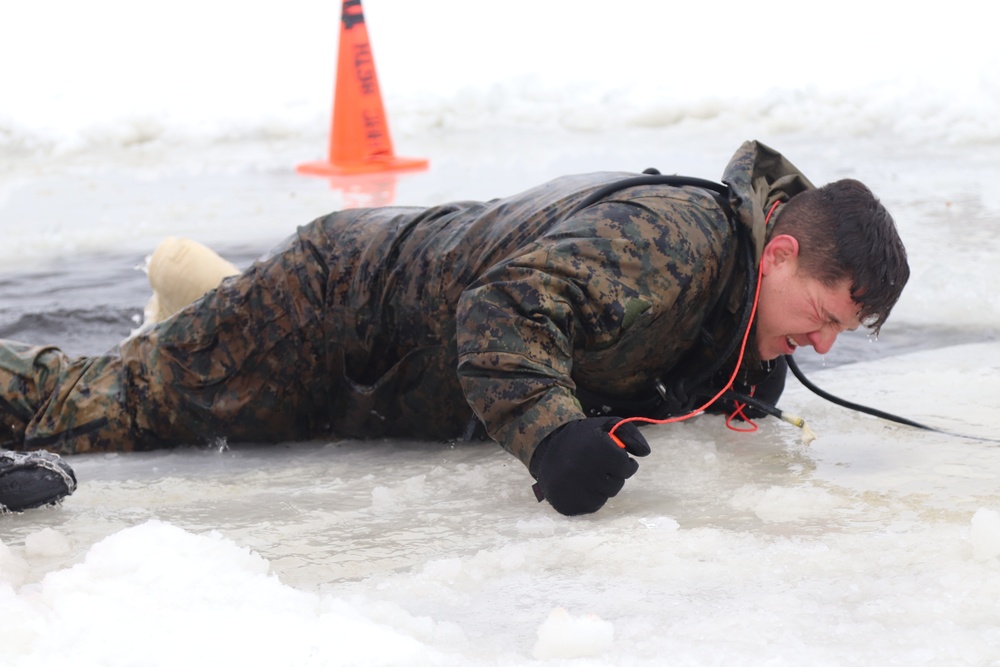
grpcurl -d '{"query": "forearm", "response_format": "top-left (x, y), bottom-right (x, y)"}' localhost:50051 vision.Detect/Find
top-left (457, 351), bottom-right (583, 466)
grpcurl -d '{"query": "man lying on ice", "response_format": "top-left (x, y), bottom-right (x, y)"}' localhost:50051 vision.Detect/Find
top-left (0, 141), bottom-right (909, 516)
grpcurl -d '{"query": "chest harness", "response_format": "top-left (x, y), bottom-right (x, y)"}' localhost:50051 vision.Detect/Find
top-left (568, 170), bottom-right (766, 425)
top-left (467, 171), bottom-right (1000, 446)
top-left (564, 171), bottom-right (999, 447)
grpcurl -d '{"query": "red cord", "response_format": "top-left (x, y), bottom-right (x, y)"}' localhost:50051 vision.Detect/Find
top-left (608, 200), bottom-right (781, 446)
top-left (724, 389), bottom-right (759, 433)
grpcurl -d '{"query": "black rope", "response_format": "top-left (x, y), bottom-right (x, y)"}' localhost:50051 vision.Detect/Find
top-left (784, 353), bottom-right (1000, 445)
top-left (719, 389), bottom-right (784, 420)
top-left (785, 354), bottom-right (931, 430)
top-left (567, 172), bottom-right (1000, 447)
top-left (567, 174), bottom-right (732, 217)
top-left (566, 172), bottom-right (754, 416)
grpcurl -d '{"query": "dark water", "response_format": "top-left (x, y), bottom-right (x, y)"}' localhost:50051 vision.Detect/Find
top-left (0, 245), bottom-right (266, 357)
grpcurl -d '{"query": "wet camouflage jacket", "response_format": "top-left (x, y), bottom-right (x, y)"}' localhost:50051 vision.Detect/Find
top-left (4, 140), bottom-right (813, 466)
top-left (452, 140), bottom-right (812, 464)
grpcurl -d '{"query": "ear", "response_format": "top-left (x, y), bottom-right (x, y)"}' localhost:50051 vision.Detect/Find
top-left (760, 234), bottom-right (800, 276)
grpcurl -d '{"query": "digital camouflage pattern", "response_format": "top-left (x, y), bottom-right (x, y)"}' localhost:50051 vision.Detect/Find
top-left (0, 141), bottom-right (814, 468)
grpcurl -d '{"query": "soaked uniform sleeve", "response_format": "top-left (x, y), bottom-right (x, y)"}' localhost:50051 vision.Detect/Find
top-left (456, 252), bottom-right (581, 467)
top-left (456, 199), bottom-right (685, 467)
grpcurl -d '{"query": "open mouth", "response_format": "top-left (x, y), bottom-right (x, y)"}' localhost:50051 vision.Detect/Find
top-left (786, 335), bottom-right (798, 352)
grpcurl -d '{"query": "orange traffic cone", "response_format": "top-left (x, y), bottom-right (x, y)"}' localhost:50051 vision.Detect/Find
top-left (298, 0), bottom-right (428, 177)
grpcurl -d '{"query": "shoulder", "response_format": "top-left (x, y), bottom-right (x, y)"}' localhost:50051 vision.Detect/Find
top-left (551, 185), bottom-right (733, 261)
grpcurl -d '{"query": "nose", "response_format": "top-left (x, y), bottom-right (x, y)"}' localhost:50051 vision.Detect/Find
top-left (807, 328), bottom-right (839, 355)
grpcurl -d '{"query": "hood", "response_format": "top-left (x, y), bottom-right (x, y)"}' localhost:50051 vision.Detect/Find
top-left (721, 140), bottom-right (815, 259)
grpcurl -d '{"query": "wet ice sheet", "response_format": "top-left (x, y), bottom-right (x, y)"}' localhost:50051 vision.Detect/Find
top-left (3, 343), bottom-right (1000, 665)
top-left (3, 131), bottom-right (1000, 664)
top-left (3, 0), bottom-right (1000, 660)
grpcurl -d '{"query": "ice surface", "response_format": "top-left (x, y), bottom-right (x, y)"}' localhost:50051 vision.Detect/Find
top-left (970, 509), bottom-right (1000, 562)
top-left (0, 343), bottom-right (999, 665)
top-left (533, 607), bottom-right (615, 660)
top-left (3, 0), bottom-right (1000, 664)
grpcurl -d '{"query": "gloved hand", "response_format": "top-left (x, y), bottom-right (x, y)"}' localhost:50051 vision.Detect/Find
top-left (529, 417), bottom-right (650, 516)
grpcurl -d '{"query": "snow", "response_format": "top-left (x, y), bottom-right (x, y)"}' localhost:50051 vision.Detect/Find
top-left (533, 608), bottom-right (615, 660)
top-left (971, 509), bottom-right (1000, 562)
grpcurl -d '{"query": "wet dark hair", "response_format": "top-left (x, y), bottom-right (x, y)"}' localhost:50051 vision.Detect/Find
top-left (769, 179), bottom-right (909, 335)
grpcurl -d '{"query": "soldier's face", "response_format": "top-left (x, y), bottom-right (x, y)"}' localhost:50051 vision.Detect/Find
top-left (754, 235), bottom-right (862, 361)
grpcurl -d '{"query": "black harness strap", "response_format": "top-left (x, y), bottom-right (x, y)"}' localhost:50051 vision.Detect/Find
top-left (570, 171), bottom-right (759, 420)
top-left (465, 171), bottom-right (757, 437)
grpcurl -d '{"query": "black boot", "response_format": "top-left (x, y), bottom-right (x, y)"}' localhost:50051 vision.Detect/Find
top-left (0, 450), bottom-right (77, 512)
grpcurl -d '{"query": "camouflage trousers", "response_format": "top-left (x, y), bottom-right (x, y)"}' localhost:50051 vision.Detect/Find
top-left (0, 225), bottom-right (338, 455)
top-left (0, 342), bottom-right (132, 454)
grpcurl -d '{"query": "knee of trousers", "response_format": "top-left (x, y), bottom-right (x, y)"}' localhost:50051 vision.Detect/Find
top-left (22, 354), bottom-right (136, 455)
top-left (0, 341), bottom-right (71, 449)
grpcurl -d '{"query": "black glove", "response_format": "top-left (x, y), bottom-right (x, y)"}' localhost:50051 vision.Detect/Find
top-left (529, 417), bottom-right (651, 516)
